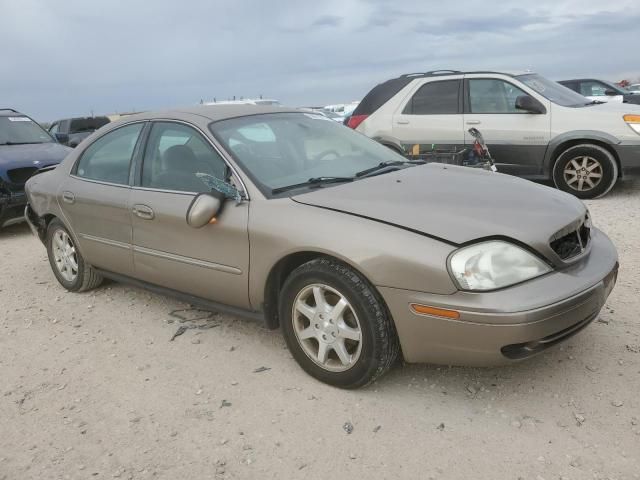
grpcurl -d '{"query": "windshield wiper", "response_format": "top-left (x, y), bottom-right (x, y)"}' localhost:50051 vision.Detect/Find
top-left (355, 160), bottom-right (422, 178)
top-left (0, 141), bottom-right (45, 145)
top-left (271, 176), bottom-right (354, 195)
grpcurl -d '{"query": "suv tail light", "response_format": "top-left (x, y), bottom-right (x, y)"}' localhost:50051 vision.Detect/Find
top-left (347, 115), bottom-right (368, 129)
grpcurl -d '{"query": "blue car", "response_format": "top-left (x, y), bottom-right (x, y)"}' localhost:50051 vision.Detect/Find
top-left (0, 108), bottom-right (71, 228)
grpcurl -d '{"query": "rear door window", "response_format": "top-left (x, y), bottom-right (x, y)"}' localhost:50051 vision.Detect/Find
top-left (402, 80), bottom-right (461, 115)
top-left (75, 123), bottom-right (143, 184)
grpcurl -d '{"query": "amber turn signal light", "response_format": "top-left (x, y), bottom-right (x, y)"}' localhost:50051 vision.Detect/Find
top-left (410, 303), bottom-right (460, 320)
top-left (623, 114), bottom-right (640, 123)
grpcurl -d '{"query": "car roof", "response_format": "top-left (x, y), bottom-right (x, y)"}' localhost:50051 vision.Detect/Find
top-left (0, 108), bottom-right (25, 117)
top-left (53, 115), bottom-right (111, 121)
top-left (559, 78), bottom-right (612, 83)
top-left (111, 105), bottom-right (300, 125)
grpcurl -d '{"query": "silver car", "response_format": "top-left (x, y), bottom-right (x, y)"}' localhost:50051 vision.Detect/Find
top-left (25, 106), bottom-right (619, 388)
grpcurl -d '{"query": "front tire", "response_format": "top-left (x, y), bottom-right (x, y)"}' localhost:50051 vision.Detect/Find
top-left (279, 258), bottom-right (399, 389)
top-left (46, 219), bottom-right (103, 292)
top-left (552, 144), bottom-right (618, 199)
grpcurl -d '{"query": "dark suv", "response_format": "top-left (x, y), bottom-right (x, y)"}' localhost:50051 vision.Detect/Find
top-left (48, 116), bottom-right (111, 147)
top-left (0, 108), bottom-right (71, 228)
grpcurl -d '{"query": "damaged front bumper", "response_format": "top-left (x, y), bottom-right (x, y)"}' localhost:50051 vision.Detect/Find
top-left (0, 188), bottom-right (28, 228)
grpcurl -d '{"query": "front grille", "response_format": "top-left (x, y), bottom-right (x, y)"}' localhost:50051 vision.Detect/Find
top-left (7, 167), bottom-right (38, 184)
top-left (550, 215), bottom-right (591, 260)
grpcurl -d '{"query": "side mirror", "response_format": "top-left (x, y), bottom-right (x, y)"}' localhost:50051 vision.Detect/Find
top-left (515, 95), bottom-right (546, 114)
top-left (604, 89), bottom-right (618, 96)
top-left (54, 133), bottom-right (69, 144)
top-left (186, 192), bottom-right (223, 228)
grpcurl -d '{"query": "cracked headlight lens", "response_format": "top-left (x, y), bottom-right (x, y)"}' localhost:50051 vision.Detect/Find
top-left (449, 240), bottom-right (551, 291)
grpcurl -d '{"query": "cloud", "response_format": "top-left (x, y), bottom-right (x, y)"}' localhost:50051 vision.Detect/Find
top-left (311, 14), bottom-right (343, 27)
top-left (0, 0), bottom-right (638, 121)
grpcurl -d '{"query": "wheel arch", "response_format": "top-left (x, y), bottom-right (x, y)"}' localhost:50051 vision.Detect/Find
top-left (371, 135), bottom-right (405, 155)
top-left (26, 206), bottom-right (59, 244)
top-left (262, 250), bottom-right (390, 330)
top-left (545, 131), bottom-right (622, 178)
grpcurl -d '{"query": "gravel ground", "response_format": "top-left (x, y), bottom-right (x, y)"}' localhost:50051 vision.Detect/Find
top-left (1, 180), bottom-right (639, 480)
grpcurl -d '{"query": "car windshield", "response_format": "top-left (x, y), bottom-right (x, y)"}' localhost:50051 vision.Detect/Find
top-left (210, 112), bottom-right (406, 194)
top-left (0, 116), bottom-right (54, 145)
top-left (516, 74), bottom-right (591, 107)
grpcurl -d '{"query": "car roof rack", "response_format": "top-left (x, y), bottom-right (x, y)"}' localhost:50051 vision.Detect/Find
top-left (398, 70), bottom-right (523, 80)
top-left (0, 108), bottom-right (20, 112)
top-left (401, 70), bottom-right (463, 78)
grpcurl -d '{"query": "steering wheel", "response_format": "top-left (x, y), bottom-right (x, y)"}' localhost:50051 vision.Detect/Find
top-left (312, 149), bottom-right (340, 162)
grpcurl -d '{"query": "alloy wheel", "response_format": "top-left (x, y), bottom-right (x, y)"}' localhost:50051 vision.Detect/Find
top-left (563, 156), bottom-right (603, 192)
top-left (52, 229), bottom-right (78, 283)
top-left (292, 283), bottom-right (362, 372)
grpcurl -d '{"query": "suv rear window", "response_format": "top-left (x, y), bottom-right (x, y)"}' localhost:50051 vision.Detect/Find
top-left (402, 80), bottom-right (460, 115)
top-left (69, 117), bottom-right (110, 133)
top-left (351, 77), bottom-right (413, 116)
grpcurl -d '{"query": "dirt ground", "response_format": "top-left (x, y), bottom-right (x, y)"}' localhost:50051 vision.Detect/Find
top-left (1, 181), bottom-right (639, 480)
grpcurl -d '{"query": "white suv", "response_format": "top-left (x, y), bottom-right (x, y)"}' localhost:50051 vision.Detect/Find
top-left (348, 70), bottom-right (640, 198)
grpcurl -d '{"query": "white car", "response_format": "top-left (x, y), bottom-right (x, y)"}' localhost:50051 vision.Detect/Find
top-left (627, 84), bottom-right (640, 95)
top-left (203, 98), bottom-right (281, 106)
top-left (347, 70), bottom-right (640, 198)
top-left (324, 102), bottom-right (360, 117)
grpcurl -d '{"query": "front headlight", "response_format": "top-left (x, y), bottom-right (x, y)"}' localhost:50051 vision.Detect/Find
top-left (623, 114), bottom-right (640, 135)
top-left (448, 240), bottom-right (551, 291)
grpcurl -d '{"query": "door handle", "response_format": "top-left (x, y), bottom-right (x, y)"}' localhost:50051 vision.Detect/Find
top-left (62, 191), bottom-right (75, 204)
top-left (132, 204), bottom-right (154, 220)
top-left (466, 120), bottom-right (481, 125)
top-left (396, 120), bottom-right (410, 125)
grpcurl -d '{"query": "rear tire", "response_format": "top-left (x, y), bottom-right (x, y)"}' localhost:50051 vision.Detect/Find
top-left (552, 144), bottom-right (618, 199)
top-left (279, 258), bottom-right (399, 389)
top-left (46, 218), bottom-right (103, 292)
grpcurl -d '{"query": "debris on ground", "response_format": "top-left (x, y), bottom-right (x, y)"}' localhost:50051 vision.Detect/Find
top-left (169, 326), bottom-right (188, 341)
top-left (167, 308), bottom-right (220, 341)
top-left (169, 308), bottom-right (217, 323)
top-left (343, 422), bottom-right (354, 434)
top-left (253, 366), bottom-right (271, 373)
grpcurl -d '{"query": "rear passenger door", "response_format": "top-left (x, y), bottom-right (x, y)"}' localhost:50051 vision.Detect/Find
top-left (463, 76), bottom-right (551, 176)
top-left (392, 78), bottom-right (464, 155)
top-left (62, 122), bottom-right (145, 276)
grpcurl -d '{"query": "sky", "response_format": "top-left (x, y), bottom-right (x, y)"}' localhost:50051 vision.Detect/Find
top-left (2, 0), bottom-right (639, 121)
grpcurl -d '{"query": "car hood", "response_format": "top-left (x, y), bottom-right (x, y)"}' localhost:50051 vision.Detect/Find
top-left (292, 164), bottom-right (586, 261)
top-left (0, 142), bottom-right (71, 173)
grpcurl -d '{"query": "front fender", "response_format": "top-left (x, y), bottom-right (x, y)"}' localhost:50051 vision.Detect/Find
top-left (247, 198), bottom-right (458, 311)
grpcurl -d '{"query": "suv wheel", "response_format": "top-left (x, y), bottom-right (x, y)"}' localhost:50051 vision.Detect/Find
top-left (552, 144), bottom-right (618, 199)
top-left (279, 258), bottom-right (399, 389)
top-left (46, 219), bottom-right (103, 292)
